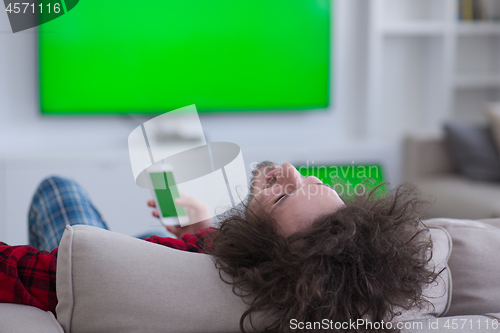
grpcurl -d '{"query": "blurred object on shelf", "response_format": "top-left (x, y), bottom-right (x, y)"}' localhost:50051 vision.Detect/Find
top-left (458, 0), bottom-right (499, 21)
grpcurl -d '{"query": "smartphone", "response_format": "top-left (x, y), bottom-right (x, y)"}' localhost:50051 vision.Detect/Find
top-left (148, 163), bottom-right (189, 226)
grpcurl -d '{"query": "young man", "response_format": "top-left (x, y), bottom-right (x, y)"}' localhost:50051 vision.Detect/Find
top-left (0, 161), bottom-right (436, 333)
top-left (0, 161), bottom-right (339, 312)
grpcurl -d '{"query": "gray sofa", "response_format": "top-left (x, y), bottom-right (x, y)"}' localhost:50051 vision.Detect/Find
top-left (2, 218), bottom-right (500, 333)
top-left (404, 132), bottom-right (500, 219)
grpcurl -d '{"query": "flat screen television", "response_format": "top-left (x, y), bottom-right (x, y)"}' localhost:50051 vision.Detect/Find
top-left (39, 0), bottom-right (331, 115)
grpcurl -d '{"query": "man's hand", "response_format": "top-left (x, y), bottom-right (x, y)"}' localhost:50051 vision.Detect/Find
top-left (147, 199), bottom-right (161, 218)
top-left (147, 193), bottom-right (213, 239)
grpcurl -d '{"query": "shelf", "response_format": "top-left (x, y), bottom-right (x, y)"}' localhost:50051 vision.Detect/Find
top-left (454, 75), bottom-right (500, 89)
top-left (456, 22), bottom-right (500, 35)
top-left (381, 22), bottom-right (446, 36)
top-left (382, 0), bottom-right (447, 22)
top-left (369, 0), bottom-right (500, 136)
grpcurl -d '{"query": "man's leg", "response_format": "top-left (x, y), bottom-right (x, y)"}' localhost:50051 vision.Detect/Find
top-left (28, 176), bottom-right (109, 252)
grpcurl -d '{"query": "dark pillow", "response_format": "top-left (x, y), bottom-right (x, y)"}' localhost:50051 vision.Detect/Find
top-left (443, 122), bottom-right (500, 181)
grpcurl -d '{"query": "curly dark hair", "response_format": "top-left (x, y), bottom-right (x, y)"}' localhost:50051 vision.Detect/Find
top-left (206, 183), bottom-right (441, 333)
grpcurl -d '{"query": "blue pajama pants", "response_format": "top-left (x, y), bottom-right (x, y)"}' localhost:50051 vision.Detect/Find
top-left (28, 176), bottom-right (167, 252)
top-left (28, 176), bottom-right (110, 252)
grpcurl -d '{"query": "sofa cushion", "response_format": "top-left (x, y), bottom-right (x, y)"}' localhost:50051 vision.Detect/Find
top-left (0, 303), bottom-right (64, 333)
top-left (56, 225), bottom-right (452, 333)
top-left (404, 131), bottom-right (457, 181)
top-left (394, 226), bottom-right (452, 322)
top-left (425, 218), bottom-right (500, 316)
top-left (486, 102), bottom-right (500, 153)
top-left (417, 175), bottom-right (500, 219)
top-left (443, 122), bottom-right (500, 181)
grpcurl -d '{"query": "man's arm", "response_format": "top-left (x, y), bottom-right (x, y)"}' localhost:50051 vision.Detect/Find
top-left (143, 228), bottom-right (215, 253)
top-left (0, 242), bottom-right (58, 314)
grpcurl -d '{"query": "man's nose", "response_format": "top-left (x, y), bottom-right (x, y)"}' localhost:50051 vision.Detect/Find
top-left (276, 163), bottom-right (301, 188)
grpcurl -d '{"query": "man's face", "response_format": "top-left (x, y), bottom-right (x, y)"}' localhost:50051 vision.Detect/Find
top-left (249, 161), bottom-right (345, 236)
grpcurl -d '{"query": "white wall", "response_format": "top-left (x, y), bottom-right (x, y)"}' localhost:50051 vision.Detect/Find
top-left (0, 0), bottom-right (380, 161)
top-left (0, 1), bottom-right (403, 244)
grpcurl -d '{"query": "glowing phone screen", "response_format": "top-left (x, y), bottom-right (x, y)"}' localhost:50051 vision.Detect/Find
top-left (149, 171), bottom-right (186, 218)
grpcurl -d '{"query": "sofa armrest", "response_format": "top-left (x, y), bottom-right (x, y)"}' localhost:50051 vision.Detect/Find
top-left (403, 132), bottom-right (457, 181)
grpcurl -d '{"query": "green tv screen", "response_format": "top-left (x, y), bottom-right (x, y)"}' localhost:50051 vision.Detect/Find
top-left (39, 0), bottom-right (331, 115)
